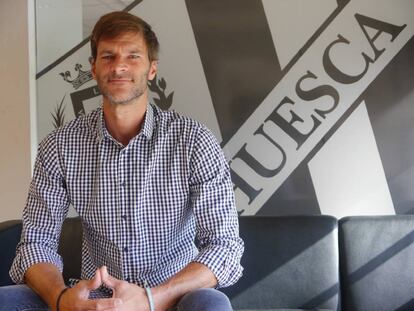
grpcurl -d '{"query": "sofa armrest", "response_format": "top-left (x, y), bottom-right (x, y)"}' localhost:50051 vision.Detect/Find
top-left (0, 220), bottom-right (22, 286)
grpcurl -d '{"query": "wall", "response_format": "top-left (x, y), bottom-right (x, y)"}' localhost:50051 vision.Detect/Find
top-left (36, 0), bottom-right (83, 72)
top-left (1, 1), bottom-right (413, 220)
top-left (35, 0), bottom-right (414, 217)
top-left (0, 0), bottom-right (31, 222)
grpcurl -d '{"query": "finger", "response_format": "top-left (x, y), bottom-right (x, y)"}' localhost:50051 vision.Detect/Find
top-left (85, 268), bottom-right (103, 290)
top-left (58, 286), bottom-right (112, 309)
top-left (82, 297), bottom-right (123, 311)
top-left (77, 269), bottom-right (102, 293)
top-left (100, 266), bottom-right (122, 289)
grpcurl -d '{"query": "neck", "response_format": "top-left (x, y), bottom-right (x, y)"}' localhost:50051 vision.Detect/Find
top-left (103, 98), bottom-right (147, 146)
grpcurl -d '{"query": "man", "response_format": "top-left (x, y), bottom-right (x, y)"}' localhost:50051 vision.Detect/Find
top-left (0, 11), bottom-right (243, 311)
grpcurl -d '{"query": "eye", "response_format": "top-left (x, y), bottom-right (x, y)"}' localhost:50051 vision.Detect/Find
top-left (129, 54), bottom-right (140, 59)
top-left (101, 54), bottom-right (114, 60)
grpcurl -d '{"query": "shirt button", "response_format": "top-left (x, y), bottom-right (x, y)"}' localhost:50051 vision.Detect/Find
top-left (120, 181), bottom-right (125, 187)
top-left (121, 215), bottom-right (127, 221)
top-left (125, 277), bottom-right (131, 282)
top-left (123, 246), bottom-right (128, 252)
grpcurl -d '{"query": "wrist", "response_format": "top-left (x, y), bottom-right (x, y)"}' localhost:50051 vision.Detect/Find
top-left (55, 287), bottom-right (69, 311)
top-left (151, 282), bottom-right (179, 311)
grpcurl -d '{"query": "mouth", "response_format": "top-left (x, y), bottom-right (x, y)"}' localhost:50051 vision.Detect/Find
top-left (108, 79), bottom-right (133, 84)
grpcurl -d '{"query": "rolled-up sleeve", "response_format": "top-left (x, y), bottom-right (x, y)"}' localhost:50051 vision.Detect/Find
top-left (189, 126), bottom-right (244, 288)
top-left (10, 132), bottom-right (69, 284)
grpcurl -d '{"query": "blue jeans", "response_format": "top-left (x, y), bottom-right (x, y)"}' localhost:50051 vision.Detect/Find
top-left (0, 285), bottom-right (49, 311)
top-left (0, 285), bottom-right (233, 311)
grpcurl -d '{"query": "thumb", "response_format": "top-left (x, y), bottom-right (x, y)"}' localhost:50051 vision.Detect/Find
top-left (84, 268), bottom-right (102, 290)
top-left (100, 266), bottom-right (122, 289)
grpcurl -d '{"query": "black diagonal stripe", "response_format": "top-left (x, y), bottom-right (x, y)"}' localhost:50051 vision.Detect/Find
top-left (257, 163), bottom-right (321, 216)
top-left (185, 0), bottom-right (283, 145)
top-left (185, 0), bottom-right (326, 216)
top-left (363, 36), bottom-right (414, 215)
top-left (336, 0), bottom-right (350, 7)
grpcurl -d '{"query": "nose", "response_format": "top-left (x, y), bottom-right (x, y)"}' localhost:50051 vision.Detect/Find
top-left (112, 57), bottom-right (128, 74)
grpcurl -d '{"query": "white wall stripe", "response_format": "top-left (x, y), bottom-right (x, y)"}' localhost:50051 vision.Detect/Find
top-left (308, 102), bottom-right (394, 218)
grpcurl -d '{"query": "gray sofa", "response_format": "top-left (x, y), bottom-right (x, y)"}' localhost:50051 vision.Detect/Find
top-left (1, 215), bottom-right (414, 311)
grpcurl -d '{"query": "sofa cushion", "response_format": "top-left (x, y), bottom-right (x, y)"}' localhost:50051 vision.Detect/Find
top-left (222, 216), bottom-right (340, 311)
top-left (339, 215), bottom-right (414, 311)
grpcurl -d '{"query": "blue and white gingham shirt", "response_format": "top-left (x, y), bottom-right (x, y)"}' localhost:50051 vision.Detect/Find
top-left (10, 103), bottom-right (244, 289)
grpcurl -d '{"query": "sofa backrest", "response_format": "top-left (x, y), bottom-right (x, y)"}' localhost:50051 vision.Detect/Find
top-left (0, 217), bottom-right (83, 286)
top-left (221, 215), bottom-right (340, 311)
top-left (339, 215), bottom-right (414, 311)
top-left (4, 214), bottom-right (414, 311)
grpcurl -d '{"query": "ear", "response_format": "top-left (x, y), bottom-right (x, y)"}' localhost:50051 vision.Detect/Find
top-left (147, 60), bottom-right (158, 81)
top-left (90, 58), bottom-right (97, 80)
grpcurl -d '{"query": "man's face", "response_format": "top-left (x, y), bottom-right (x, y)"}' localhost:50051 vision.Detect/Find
top-left (91, 31), bottom-right (157, 105)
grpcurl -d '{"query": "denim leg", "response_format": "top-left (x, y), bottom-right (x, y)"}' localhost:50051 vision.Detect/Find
top-left (175, 288), bottom-right (233, 311)
top-left (0, 284), bottom-right (50, 311)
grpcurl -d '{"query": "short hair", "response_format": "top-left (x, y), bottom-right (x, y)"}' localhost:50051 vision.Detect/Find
top-left (90, 11), bottom-right (159, 62)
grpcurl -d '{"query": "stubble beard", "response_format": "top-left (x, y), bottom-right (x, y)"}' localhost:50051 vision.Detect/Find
top-left (98, 71), bottom-right (149, 106)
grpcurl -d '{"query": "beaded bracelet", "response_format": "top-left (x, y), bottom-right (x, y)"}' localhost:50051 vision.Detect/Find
top-left (56, 287), bottom-right (69, 311)
top-left (143, 280), bottom-right (155, 311)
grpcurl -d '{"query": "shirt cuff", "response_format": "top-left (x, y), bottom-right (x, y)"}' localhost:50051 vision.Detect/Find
top-left (192, 239), bottom-right (244, 288)
top-left (9, 243), bottom-right (63, 284)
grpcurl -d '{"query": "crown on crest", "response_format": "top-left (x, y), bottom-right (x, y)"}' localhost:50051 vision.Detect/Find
top-left (59, 63), bottom-right (93, 89)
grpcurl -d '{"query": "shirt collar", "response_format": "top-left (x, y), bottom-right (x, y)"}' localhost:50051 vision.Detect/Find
top-left (95, 103), bottom-right (155, 144)
top-left (141, 103), bottom-right (155, 140)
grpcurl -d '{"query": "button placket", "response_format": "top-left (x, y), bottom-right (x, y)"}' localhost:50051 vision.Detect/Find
top-left (118, 149), bottom-right (129, 264)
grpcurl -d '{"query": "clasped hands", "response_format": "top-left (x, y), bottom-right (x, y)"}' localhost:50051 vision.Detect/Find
top-left (58, 266), bottom-right (153, 311)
